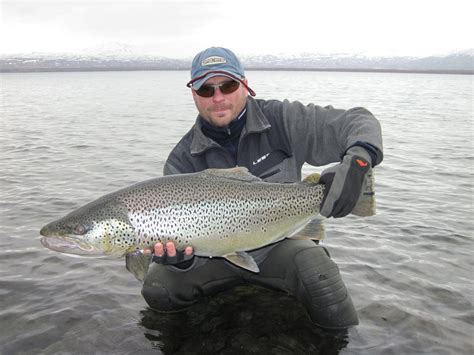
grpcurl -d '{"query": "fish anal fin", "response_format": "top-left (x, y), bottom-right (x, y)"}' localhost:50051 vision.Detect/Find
top-left (224, 251), bottom-right (259, 273)
top-left (288, 218), bottom-right (326, 241)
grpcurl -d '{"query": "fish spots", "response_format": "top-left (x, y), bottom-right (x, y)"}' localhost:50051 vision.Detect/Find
top-left (47, 170), bottom-right (326, 256)
top-left (122, 175), bottom-right (323, 252)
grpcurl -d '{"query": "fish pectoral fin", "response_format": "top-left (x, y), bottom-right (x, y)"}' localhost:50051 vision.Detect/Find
top-left (224, 251), bottom-right (260, 273)
top-left (288, 217), bottom-right (326, 241)
top-left (125, 250), bottom-right (152, 282)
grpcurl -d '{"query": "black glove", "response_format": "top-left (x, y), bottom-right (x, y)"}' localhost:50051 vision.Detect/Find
top-left (320, 146), bottom-right (371, 218)
top-left (152, 247), bottom-right (194, 268)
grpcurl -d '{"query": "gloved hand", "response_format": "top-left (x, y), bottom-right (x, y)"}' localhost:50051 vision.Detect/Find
top-left (148, 242), bottom-right (194, 266)
top-left (319, 146), bottom-right (371, 218)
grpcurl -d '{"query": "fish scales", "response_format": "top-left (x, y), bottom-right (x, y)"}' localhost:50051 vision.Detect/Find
top-left (40, 167), bottom-right (375, 272)
top-left (119, 174), bottom-right (323, 255)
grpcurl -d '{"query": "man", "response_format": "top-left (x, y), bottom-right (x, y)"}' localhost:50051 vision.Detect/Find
top-left (140, 47), bottom-right (383, 329)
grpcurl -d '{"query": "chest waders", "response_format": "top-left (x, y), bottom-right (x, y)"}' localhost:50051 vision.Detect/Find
top-left (141, 239), bottom-right (358, 329)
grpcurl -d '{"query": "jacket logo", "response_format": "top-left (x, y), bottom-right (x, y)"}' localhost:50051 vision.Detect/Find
top-left (252, 153), bottom-right (270, 165)
top-left (201, 56), bottom-right (227, 66)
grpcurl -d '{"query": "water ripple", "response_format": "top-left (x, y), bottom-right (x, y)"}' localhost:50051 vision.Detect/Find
top-left (1, 71), bottom-right (472, 354)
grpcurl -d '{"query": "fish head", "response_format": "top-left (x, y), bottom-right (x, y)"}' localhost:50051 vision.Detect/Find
top-left (40, 198), bottom-right (136, 257)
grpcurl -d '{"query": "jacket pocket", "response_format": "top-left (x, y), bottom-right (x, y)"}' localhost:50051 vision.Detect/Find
top-left (251, 152), bottom-right (300, 183)
top-left (249, 149), bottom-right (290, 177)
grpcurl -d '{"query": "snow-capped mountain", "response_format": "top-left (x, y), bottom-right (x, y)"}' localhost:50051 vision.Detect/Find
top-left (241, 50), bottom-right (473, 71)
top-left (1, 45), bottom-right (472, 73)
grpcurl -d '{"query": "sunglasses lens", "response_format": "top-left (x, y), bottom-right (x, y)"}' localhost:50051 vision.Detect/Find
top-left (195, 81), bottom-right (240, 97)
top-left (195, 86), bottom-right (215, 97)
top-left (220, 81), bottom-right (240, 94)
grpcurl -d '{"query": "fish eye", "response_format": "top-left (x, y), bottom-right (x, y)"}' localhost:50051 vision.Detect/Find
top-left (73, 224), bottom-right (87, 235)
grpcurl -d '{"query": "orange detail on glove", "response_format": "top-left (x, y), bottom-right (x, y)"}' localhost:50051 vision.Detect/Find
top-left (356, 159), bottom-right (368, 167)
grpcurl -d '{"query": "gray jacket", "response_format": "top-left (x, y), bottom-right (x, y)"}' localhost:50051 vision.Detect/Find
top-left (164, 97), bottom-right (383, 181)
top-left (162, 96), bottom-right (383, 268)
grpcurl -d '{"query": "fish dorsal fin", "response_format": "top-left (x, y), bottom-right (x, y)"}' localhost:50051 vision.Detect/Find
top-left (224, 251), bottom-right (260, 273)
top-left (288, 217), bottom-right (326, 241)
top-left (302, 172), bottom-right (321, 185)
top-left (200, 167), bottom-right (261, 183)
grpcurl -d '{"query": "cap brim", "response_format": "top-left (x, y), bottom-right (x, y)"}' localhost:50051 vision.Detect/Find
top-left (187, 70), bottom-right (240, 89)
top-left (191, 73), bottom-right (237, 90)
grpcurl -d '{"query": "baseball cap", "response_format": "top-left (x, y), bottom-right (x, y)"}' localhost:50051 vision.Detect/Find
top-left (186, 47), bottom-right (256, 96)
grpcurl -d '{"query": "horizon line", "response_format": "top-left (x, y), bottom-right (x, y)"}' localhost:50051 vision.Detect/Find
top-left (1, 67), bottom-right (472, 75)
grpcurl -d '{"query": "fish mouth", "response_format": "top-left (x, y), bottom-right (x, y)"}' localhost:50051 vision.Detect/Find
top-left (40, 235), bottom-right (98, 255)
top-left (40, 227), bottom-right (98, 255)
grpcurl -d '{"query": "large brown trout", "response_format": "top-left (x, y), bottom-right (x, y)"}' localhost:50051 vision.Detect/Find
top-left (40, 167), bottom-right (375, 272)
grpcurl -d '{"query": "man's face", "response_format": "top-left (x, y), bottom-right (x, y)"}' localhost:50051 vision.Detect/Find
top-left (191, 75), bottom-right (249, 127)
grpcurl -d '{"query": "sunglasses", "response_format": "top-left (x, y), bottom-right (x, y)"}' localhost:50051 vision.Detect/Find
top-left (194, 80), bottom-right (240, 98)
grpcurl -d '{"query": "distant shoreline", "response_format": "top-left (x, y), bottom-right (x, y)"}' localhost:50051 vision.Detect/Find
top-left (1, 67), bottom-right (472, 75)
top-left (251, 68), bottom-right (473, 75)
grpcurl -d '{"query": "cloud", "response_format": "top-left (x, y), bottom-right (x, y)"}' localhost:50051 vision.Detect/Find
top-left (1, 0), bottom-right (227, 53)
top-left (1, 0), bottom-right (473, 56)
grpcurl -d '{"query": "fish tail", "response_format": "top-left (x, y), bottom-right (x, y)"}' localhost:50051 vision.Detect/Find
top-left (351, 168), bottom-right (376, 216)
top-left (303, 170), bottom-right (376, 216)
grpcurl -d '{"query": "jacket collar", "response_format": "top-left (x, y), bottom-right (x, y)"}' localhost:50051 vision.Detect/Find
top-left (190, 96), bottom-right (271, 156)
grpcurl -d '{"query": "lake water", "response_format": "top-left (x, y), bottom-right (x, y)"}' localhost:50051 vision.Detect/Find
top-left (0, 70), bottom-right (472, 354)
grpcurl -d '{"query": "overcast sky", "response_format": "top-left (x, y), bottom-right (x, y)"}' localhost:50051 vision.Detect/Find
top-left (1, 0), bottom-right (472, 57)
